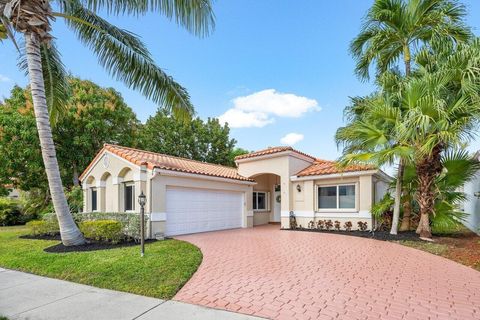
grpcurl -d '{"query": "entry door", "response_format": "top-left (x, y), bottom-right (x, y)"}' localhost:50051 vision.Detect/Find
top-left (273, 191), bottom-right (281, 222)
top-left (165, 187), bottom-right (243, 236)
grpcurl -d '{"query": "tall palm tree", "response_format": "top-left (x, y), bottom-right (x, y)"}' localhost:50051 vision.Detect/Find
top-left (350, 0), bottom-right (470, 234)
top-left (0, 0), bottom-right (215, 246)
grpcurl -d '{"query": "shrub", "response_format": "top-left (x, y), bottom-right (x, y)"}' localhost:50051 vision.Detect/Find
top-left (308, 220), bottom-right (315, 229)
top-left (0, 197), bottom-right (22, 226)
top-left (74, 212), bottom-right (148, 240)
top-left (334, 220), bottom-right (341, 231)
top-left (79, 220), bottom-right (123, 243)
top-left (26, 219), bottom-right (59, 236)
top-left (344, 221), bottom-right (353, 231)
top-left (324, 220), bottom-right (333, 230)
top-left (357, 221), bottom-right (368, 231)
top-left (316, 220), bottom-right (324, 230)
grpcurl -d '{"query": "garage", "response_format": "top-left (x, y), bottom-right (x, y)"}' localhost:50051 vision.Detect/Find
top-left (165, 186), bottom-right (244, 236)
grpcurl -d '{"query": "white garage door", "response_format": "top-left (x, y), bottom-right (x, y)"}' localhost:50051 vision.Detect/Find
top-left (165, 187), bottom-right (244, 236)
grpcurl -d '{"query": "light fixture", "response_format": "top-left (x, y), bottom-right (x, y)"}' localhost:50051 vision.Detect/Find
top-left (138, 191), bottom-right (147, 257)
top-left (474, 191), bottom-right (480, 199)
top-left (296, 184), bottom-right (301, 192)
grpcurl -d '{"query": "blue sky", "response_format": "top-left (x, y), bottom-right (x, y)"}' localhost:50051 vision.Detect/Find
top-left (1, 0), bottom-right (480, 162)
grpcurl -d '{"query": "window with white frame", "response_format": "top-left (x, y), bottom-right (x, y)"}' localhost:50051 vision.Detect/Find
top-left (253, 191), bottom-right (269, 211)
top-left (317, 184), bottom-right (356, 210)
top-left (91, 188), bottom-right (98, 211)
top-left (124, 183), bottom-right (135, 211)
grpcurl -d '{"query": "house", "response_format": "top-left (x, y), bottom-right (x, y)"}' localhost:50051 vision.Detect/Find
top-left (79, 144), bottom-right (391, 238)
top-left (460, 152), bottom-right (480, 234)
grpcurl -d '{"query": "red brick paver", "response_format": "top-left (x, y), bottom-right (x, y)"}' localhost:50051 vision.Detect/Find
top-left (174, 225), bottom-right (480, 320)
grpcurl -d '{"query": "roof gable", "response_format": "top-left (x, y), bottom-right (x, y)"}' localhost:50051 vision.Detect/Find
top-left (80, 144), bottom-right (253, 182)
top-left (235, 146), bottom-right (316, 162)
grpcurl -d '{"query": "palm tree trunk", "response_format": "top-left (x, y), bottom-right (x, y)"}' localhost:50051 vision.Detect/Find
top-left (415, 145), bottom-right (443, 240)
top-left (25, 33), bottom-right (85, 246)
top-left (390, 159), bottom-right (404, 235)
top-left (389, 45), bottom-right (411, 235)
top-left (399, 194), bottom-right (412, 231)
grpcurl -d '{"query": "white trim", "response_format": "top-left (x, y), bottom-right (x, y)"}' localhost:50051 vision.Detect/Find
top-left (282, 210), bottom-right (315, 218)
top-left (235, 150), bottom-right (315, 165)
top-left (290, 170), bottom-right (379, 181)
top-left (316, 183), bottom-right (358, 211)
top-left (253, 191), bottom-right (270, 211)
top-left (315, 211), bottom-right (372, 219)
top-left (96, 181), bottom-right (106, 188)
top-left (150, 212), bottom-right (166, 221)
top-left (154, 169), bottom-right (256, 185)
top-left (112, 177), bottom-right (124, 185)
top-left (246, 210), bottom-right (254, 217)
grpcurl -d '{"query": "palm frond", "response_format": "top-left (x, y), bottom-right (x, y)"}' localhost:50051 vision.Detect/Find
top-left (60, 3), bottom-right (194, 118)
top-left (70, 0), bottom-right (215, 37)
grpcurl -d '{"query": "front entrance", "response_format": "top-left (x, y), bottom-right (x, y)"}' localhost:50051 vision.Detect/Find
top-left (273, 186), bottom-right (281, 222)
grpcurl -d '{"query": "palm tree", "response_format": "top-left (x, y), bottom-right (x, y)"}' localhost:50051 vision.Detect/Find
top-left (0, 0), bottom-right (214, 246)
top-left (350, 0), bottom-right (470, 234)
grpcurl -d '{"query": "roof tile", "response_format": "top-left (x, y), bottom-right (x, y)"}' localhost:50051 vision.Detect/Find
top-left (235, 146), bottom-right (316, 161)
top-left (296, 159), bottom-right (375, 177)
top-left (80, 144), bottom-right (254, 182)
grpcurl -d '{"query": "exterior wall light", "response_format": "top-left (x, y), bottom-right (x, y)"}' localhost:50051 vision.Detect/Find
top-left (474, 191), bottom-right (480, 199)
top-left (296, 184), bottom-right (302, 192)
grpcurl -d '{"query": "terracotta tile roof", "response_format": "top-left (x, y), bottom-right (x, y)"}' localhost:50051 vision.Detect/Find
top-left (235, 146), bottom-right (316, 161)
top-left (296, 159), bottom-right (375, 177)
top-left (80, 144), bottom-right (254, 182)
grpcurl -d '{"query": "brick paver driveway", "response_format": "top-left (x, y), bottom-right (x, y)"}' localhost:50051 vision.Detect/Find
top-left (174, 225), bottom-right (480, 320)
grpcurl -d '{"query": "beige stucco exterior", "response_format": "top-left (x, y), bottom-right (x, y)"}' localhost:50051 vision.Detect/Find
top-left (81, 148), bottom-right (391, 238)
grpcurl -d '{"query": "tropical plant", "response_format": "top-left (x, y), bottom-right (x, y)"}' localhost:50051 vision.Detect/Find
top-left (350, 0), bottom-right (471, 235)
top-left (0, 0), bottom-right (215, 246)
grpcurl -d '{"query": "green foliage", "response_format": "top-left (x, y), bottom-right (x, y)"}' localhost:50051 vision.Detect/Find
top-left (19, 189), bottom-right (53, 218)
top-left (371, 193), bottom-right (394, 221)
top-left (26, 219), bottom-right (59, 236)
top-left (66, 186), bottom-right (83, 213)
top-left (350, 0), bottom-right (471, 80)
top-left (0, 226), bottom-right (202, 299)
top-left (74, 212), bottom-right (148, 240)
top-left (0, 79), bottom-right (140, 190)
top-left (0, 198), bottom-right (22, 226)
top-left (79, 220), bottom-right (123, 243)
top-left (139, 109), bottom-right (238, 166)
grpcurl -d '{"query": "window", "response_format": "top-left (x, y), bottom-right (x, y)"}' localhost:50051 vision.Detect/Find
top-left (91, 188), bottom-right (98, 211)
top-left (124, 184), bottom-right (135, 211)
top-left (253, 191), bottom-right (269, 211)
top-left (317, 184), bottom-right (356, 210)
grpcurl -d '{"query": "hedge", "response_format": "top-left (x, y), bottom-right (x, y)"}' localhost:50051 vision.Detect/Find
top-left (79, 220), bottom-right (123, 243)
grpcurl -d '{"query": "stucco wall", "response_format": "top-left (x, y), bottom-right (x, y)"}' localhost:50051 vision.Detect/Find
top-left (461, 173), bottom-right (480, 234)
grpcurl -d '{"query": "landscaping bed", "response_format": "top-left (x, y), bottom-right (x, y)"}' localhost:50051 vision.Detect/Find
top-left (20, 234), bottom-right (157, 253)
top-left (282, 227), bottom-right (422, 241)
top-left (0, 226), bottom-right (202, 299)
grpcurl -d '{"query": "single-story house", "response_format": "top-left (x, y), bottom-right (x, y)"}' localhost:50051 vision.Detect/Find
top-left (79, 144), bottom-right (391, 238)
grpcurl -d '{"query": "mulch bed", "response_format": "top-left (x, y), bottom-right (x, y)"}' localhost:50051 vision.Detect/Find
top-left (282, 228), bottom-right (422, 241)
top-left (19, 234), bottom-right (157, 253)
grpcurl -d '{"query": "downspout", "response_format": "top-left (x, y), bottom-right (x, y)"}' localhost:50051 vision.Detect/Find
top-left (148, 167), bottom-right (160, 239)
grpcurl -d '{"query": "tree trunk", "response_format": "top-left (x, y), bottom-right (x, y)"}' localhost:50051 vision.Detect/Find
top-left (415, 145), bottom-right (443, 240)
top-left (390, 159), bottom-right (405, 235)
top-left (399, 195), bottom-right (412, 231)
top-left (25, 33), bottom-right (85, 246)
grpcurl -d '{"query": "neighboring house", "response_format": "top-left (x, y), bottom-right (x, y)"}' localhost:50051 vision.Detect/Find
top-left (79, 144), bottom-right (391, 238)
top-left (461, 152), bottom-right (480, 234)
top-left (4, 185), bottom-right (20, 199)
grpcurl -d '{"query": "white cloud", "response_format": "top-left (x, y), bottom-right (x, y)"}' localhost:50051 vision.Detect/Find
top-left (218, 89), bottom-right (320, 128)
top-left (218, 108), bottom-right (275, 128)
top-left (280, 133), bottom-right (304, 146)
top-left (0, 74), bottom-right (11, 83)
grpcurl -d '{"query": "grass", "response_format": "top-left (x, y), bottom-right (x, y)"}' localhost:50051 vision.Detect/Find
top-left (0, 226), bottom-right (202, 299)
top-left (399, 240), bottom-right (449, 256)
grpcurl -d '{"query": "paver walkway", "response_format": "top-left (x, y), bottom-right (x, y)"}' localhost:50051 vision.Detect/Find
top-left (174, 225), bottom-right (480, 320)
top-left (0, 268), bottom-right (260, 320)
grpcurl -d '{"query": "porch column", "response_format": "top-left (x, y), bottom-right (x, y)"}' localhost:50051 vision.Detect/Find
top-left (96, 181), bottom-right (106, 212)
top-left (112, 177), bottom-right (123, 212)
top-left (82, 183), bottom-right (88, 212)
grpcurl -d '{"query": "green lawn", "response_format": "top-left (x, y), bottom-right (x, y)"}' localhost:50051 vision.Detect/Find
top-left (0, 226), bottom-right (202, 299)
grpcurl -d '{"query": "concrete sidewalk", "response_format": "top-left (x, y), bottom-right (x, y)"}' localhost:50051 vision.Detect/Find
top-left (0, 268), bottom-right (261, 320)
